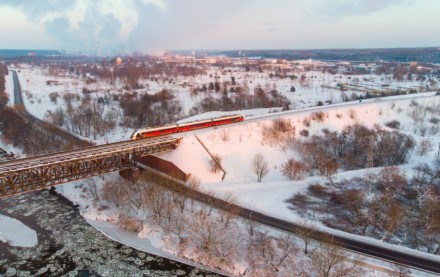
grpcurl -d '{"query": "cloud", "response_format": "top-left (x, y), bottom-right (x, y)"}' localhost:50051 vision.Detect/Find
top-left (1, 0), bottom-right (435, 53)
top-left (0, 0), bottom-right (229, 54)
top-left (0, 0), bottom-right (166, 54)
top-left (319, 0), bottom-right (411, 17)
top-left (0, 0), bottom-right (305, 54)
top-left (129, 0), bottom-right (249, 54)
top-left (0, 0), bottom-right (75, 20)
top-left (42, 3), bottom-right (124, 54)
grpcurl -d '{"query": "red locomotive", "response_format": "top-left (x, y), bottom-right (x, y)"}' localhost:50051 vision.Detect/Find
top-left (130, 114), bottom-right (244, 140)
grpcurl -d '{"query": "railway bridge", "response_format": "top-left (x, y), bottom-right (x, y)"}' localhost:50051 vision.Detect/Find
top-left (0, 136), bottom-right (181, 198)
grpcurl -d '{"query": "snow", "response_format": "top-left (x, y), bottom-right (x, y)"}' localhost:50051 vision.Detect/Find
top-left (0, 213), bottom-right (38, 247)
top-left (4, 62), bottom-right (440, 276)
top-left (4, 70), bottom-right (14, 105)
top-left (84, 219), bottom-right (229, 276)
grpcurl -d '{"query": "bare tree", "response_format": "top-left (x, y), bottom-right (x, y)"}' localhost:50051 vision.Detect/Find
top-left (217, 192), bottom-right (240, 229)
top-left (274, 234), bottom-right (299, 274)
top-left (252, 153), bottom-right (269, 182)
top-left (295, 221), bottom-right (318, 255)
top-left (244, 218), bottom-right (257, 236)
top-left (318, 158), bottom-right (339, 187)
top-left (85, 179), bottom-right (100, 204)
top-left (246, 231), bottom-right (299, 276)
top-left (219, 129), bottom-right (229, 141)
top-left (282, 158), bottom-right (310, 180)
top-left (143, 179), bottom-right (167, 222)
top-left (210, 154), bottom-right (223, 173)
top-left (102, 179), bottom-right (127, 208)
top-left (124, 180), bottom-right (147, 212)
top-left (117, 214), bottom-right (143, 232)
top-left (417, 138), bottom-right (433, 156)
top-left (377, 166), bottom-right (407, 193)
top-left (308, 237), bottom-right (363, 277)
top-left (184, 176), bottom-right (200, 213)
top-left (246, 231), bottom-right (277, 275)
top-left (186, 203), bottom-right (238, 270)
top-left (389, 261), bottom-right (411, 277)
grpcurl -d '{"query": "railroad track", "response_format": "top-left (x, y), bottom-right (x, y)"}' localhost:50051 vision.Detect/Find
top-left (0, 136), bottom-right (181, 198)
top-left (0, 136), bottom-right (179, 172)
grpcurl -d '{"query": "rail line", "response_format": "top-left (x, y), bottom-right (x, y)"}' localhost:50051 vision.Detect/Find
top-left (0, 136), bottom-right (181, 198)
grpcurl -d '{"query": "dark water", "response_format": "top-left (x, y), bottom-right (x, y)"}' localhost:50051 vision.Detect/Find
top-left (0, 190), bottom-right (223, 277)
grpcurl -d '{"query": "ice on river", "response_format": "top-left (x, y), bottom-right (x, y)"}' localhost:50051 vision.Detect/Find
top-left (0, 214), bottom-right (38, 247)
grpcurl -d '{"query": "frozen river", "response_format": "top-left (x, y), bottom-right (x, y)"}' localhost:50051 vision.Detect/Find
top-left (0, 190), bottom-right (222, 277)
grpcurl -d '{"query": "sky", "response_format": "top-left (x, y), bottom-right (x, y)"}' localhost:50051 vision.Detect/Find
top-left (0, 0), bottom-right (439, 56)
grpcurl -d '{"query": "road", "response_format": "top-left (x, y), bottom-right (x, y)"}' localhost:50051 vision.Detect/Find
top-left (154, 171), bottom-right (440, 275)
top-left (11, 70), bottom-right (91, 148)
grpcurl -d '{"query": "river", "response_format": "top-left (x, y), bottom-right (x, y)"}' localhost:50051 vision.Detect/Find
top-left (0, 189), bottom-right (223, 277)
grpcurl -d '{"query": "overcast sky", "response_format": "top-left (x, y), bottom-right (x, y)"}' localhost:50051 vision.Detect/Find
top-left (0, 0), bottom-right (439, 55)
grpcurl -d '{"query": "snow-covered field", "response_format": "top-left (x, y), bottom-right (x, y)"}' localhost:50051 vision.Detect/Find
top-left (2, 62), bottom-right (440, 276)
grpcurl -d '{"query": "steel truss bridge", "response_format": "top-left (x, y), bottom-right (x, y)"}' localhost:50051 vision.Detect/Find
top-left (0, 136), bottom-right (181, 198)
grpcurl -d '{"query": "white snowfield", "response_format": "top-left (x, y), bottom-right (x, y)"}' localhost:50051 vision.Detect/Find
top-left (0, 214), bottom-right (38, 247)
top-left (3, 63), bottom-right (440, 276)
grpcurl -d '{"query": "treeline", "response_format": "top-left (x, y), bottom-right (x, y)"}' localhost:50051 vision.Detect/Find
top-left (302, 124), bottom-right (414, 170)
top-left (82, 171), bottom-right (366, 276)
top-left (0, 108), bottom-right (74, 155)
top-left (190, 85), bottom-right (291, 115)
top-left (65, 62), bottom-right (206, 90)
top-left (280, 123), bottom-right (414, 181)
top-left (0, 63), bottom-right (8, 110)
top-left (289, 162), bottom-right (440, 255)
top-left (43, 92), bottom-right (118, 140)
top-left (119, 89), bottom-right (183, 128)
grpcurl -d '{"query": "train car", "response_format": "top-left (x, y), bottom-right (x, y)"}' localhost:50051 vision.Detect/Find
top-left (177, 118), bottom-right (214, 132)
top-left (130, 124), bottom-right (178, 140)
top-left (130, 114), bottom-right (244, 140)
top-left (212, 114), bottom-right (244, 126)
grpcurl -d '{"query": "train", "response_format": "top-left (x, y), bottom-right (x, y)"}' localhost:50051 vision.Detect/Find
top-left (130, 114), bottom-right (244, 140)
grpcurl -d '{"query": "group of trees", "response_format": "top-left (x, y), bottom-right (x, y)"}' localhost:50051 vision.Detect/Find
top-left (279, 123), bottom-right (415, 183)
top-left (100, 173), bottom-right (242, 271)
top-left (190, 85), bottom-right (291, 115)
top-left (261, 118), bottom-right (296, 146)
top-left (119, 89), bottom-right (183, 128)
top-left (69, 62), bottom-right (207, 89)
top-left (0, 108), bottom-right (71, 155)
top-left (285, 124), bottom-right (415, 179)
top-left (67, 101), bottom-right (118, 139)
top-left (257, 121), bottom-right (415, 184)
top-left (288, 162), bottom-right (440, 254)
top-left (44, 95), bottom-right (119, 140)
top-left (405, 100), bottom-right (440, 136)
top-left (0, 63), bottom-right (8, 110)
top-left (92, 171), bottom-right (366, 276)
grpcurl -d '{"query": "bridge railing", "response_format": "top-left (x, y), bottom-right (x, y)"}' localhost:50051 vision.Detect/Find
top-left (0, 137), bottom-right (181, 198)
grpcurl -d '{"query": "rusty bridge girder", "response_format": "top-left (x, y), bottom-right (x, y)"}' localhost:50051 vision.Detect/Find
top-left (0, 136), bottom-right (181, 198)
